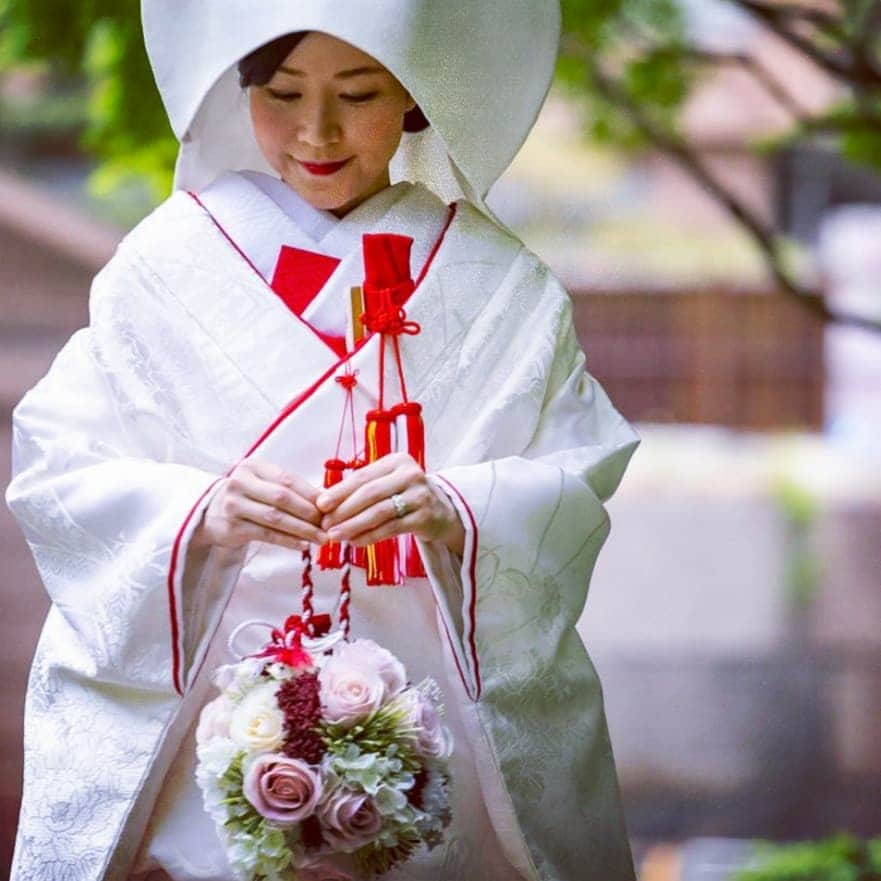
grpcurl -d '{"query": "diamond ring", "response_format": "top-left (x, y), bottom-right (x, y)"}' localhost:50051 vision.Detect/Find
top-left (390, 493), bottom-right (408, 518)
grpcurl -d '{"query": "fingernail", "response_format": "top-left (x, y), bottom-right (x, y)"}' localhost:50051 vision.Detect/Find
top-left (328, 527), bottom-right (340, 539)
top-left (316, 494), bottom-right (329, 508)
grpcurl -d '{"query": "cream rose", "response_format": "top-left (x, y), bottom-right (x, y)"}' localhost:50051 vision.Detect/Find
top-left (228, 681), bottom-right (285, 752)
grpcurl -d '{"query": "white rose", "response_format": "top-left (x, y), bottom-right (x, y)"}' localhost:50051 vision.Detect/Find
top-left (336, 639), bottom-right (407, 699)
top-left (228, 681), bottom-right (285, 752)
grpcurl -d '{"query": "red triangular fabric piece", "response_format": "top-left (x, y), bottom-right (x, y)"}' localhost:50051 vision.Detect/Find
top-left (271, 246), bottom-right (341, 316)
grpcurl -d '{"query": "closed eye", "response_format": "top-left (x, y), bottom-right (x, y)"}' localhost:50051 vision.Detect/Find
top-left (266, 89), bottom-right (301, 102)
top-left (341, 92), bottom-right (379, 104)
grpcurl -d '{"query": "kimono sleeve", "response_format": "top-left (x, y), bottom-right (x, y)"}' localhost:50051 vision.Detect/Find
top-left (5, 266), bottom-right (241, 697)
top-left (415, 288), bottom-right (639, 880)
top-left (418, 300), bottom-right (639, 703)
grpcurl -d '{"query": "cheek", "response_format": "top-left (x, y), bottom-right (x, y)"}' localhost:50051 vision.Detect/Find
top-left (250, 98), bottom-right (289, 153)
top-left (355, 109), bottom-right (405, 164)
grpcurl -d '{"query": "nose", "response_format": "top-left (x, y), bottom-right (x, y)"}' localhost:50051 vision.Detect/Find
top-left (296, 97), bottom-right (341, 148)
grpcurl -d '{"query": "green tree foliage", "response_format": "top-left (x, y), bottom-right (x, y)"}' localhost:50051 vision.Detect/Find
top-left (2, 0), bottom-right (880, 330)
top-left (0, 0), bottom-right (175, 199)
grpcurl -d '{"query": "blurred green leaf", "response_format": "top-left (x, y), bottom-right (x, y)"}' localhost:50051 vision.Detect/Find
top-left (733, 835), bottom-right (881, 881)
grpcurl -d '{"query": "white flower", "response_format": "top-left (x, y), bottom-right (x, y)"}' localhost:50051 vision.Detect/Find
top-left (195, 736), bottom-right (240, 779)
top-left (219, 657), bottom-right (268, 702)
top-left (390, 688), bottom-right (453, 759)
top-left (196, 694), bottom-right (234, 745)
top-left (228, 681), bottom-right (285, 752)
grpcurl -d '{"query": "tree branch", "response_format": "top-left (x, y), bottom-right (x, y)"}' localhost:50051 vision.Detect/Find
top-left (729, 0), bottom-right (881, 88)
top-left (561, 38), bottom-right (881, 334)
top-left (654, 46), bottom-right (811, 122)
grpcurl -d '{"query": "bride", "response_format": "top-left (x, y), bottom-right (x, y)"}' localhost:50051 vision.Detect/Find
top-left (6, 3), bottom-right (640, 880)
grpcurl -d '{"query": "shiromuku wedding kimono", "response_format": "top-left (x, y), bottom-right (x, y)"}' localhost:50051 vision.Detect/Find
top-left (5, 2), bottom-right (639, 880)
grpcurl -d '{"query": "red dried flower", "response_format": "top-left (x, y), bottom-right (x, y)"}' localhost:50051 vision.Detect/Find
top-left (408, 766), bottom-right (429, 810)
top-left (276, 672), bottom-right (326, 764)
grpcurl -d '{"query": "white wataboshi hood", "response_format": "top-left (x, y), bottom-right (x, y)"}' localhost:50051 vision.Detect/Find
top-left (141, 0), bottom-right (561, 204)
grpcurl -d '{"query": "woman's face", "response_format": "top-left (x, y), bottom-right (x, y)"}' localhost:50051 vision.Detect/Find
top-left (248, 32), bottom-right (415, 217)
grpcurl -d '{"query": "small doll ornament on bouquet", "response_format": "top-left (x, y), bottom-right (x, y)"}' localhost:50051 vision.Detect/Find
top-left (194, 554), bottom-right (454, 881)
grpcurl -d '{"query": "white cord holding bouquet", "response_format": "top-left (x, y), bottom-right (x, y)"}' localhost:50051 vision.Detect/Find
top-left (192, 452), bottom-right (464, 880)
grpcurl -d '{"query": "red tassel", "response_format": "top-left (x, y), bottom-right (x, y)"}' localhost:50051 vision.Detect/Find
top-left (392, 402), bottom-right (427, 578)
top-left (364, 409), bottom-right (401, 586)
top-left (345, 457), bottom-right (369, 570)
top-left (317, 458), bottom-right (346, 570)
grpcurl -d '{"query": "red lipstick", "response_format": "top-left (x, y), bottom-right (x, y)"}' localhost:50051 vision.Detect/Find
top-left (299, 159), bottom-right (351, 176)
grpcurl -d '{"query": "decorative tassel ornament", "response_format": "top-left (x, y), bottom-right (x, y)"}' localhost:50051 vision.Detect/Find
top-left (392, 401), bottom-right (426, 577)
top-left (317, 458), bottom-right (347, 570)
top-left (364, 409), bottom-right (401, 586)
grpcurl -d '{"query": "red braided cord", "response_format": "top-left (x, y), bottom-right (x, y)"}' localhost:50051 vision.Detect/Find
top-left (300, 548), bottom-right (315, 637)
top-left (339, 546), bottom-right (352, 642)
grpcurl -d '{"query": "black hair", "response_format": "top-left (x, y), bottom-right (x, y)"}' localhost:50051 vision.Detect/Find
top-left (237, 32), bottom-right (430, 133)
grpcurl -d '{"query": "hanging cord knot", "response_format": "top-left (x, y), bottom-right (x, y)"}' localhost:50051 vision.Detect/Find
top-left (361, 304), bottom-right (421, 337)
top-left (361, 280), bottom-right (420, 337)
top-left (227, 613), bottom-right (333, 667)
top-left (335, 371), bottom-right (359, 391)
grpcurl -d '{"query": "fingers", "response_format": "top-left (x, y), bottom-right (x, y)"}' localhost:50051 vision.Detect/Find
top-left (200, 458), bottom-right (328, 550)
top-left (230, 460), bottom-right (323, 526)
top-left (224, 495), bottom-right (328, 546)
top-left (207, 512), bottom-right (312, 552)
top-left (315, 454), bottom-right (406, 513)
top-left (344, 507), bottom-right (424, 547)
top-left (321, 467), bottom-right (423, 530)
top-left (326, 482), bottom-right (435, 544)
top-left (249, 459), bottom-right (321, 505)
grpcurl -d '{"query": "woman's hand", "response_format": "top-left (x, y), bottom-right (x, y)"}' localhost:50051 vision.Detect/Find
top-left (191, 458), bottom-right (328, 551)
top-left (315, 452), bottom-right (465, 558)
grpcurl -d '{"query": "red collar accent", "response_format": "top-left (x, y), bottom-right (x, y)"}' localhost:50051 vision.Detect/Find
top-left (271, 246), bottom-right (341, 316)
top-left (270, 246), bottom-right (347, 356)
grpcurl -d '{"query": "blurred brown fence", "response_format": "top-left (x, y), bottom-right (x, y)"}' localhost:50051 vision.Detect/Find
top-left (572, 287), bottom-right (826, 431)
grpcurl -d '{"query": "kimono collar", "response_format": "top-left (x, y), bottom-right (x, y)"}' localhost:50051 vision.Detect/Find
top-left (197, 171), bottom-right (413, 283)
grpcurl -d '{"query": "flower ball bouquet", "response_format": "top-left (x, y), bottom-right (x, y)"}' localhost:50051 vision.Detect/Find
top-left (195, 608), bottom-right (454, 881)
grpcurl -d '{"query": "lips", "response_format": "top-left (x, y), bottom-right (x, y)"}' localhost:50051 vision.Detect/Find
top-left (298, 158), bottom-right (351, 176)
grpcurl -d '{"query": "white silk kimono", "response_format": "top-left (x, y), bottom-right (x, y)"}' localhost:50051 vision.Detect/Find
top-left (6, 175), bottom-right (639, 881)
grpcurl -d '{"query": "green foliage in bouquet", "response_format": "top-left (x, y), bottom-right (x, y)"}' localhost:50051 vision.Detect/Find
top-left (321, 703), bottom-right (423, 779)
top-left (732, 835), bottom-right (881, 881)
top-left (215, 750), bottom-right (295, 879)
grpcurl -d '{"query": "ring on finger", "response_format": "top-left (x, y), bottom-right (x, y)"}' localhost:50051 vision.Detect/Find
top-left (390, 492), bottom-right (408, 519)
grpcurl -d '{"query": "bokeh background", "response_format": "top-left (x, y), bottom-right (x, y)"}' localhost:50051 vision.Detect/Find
top-left (1, 2), bottom-right (880, 879)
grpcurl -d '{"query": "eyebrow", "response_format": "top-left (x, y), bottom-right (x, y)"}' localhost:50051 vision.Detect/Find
top-left (277, 65), bottom-right (386, 79)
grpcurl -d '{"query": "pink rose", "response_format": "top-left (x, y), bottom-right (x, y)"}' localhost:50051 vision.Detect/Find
top-left (195, 694), bottom-right (233, 745)
top-left (394, 689), bottom-right (453, 759)
top-left (319, 657), bottom-right (385, 729)
top-left (242, 754), bottom-right (322, 824)
top-left (336, 639), bottom-right (407, 698)
top-left (299, 853), bottom-right (356, 881)
top-left (317, 786), bottom-right (384, 852)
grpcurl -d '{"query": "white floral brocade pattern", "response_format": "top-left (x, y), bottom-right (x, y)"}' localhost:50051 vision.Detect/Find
top-left (9, 185), bottom-right (638, 881)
